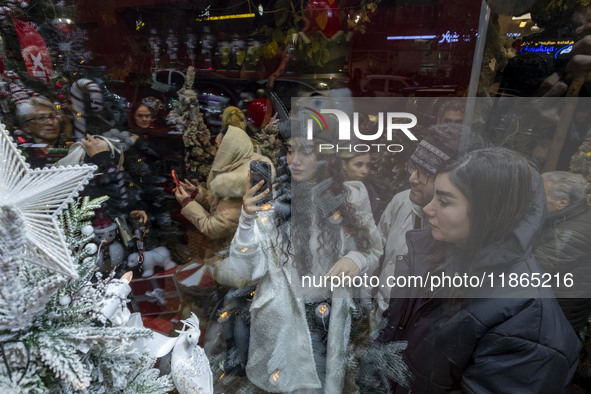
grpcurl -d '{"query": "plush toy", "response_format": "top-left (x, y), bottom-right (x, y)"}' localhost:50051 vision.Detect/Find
top-left (127, 246), bottom-right (177, 277)
top-left (92, 214), bottom-right (126, 271)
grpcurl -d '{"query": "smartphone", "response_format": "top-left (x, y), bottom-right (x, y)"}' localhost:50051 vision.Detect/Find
top-left (250, 160), bottom-right (272, 205)
top-left (171, 169), bottom-right (180, 188)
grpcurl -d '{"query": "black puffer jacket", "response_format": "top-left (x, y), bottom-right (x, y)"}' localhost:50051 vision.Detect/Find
top-left (534, 199), bottom-right (591, 333)
top-left (378, 172), bottom-right (580, 393)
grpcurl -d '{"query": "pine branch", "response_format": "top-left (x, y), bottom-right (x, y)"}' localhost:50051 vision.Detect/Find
top-left (36, 335), bottom-right (91, 391)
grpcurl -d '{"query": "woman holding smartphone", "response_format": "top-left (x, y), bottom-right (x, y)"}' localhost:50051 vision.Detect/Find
top-left (216, 129), bottom-right (382, 393)
top-left (372, 147), bottom-right (580, 393)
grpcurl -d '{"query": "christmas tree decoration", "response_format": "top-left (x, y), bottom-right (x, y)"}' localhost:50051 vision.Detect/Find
top-left (253, 93), bottom-right (284, 169)
top-left (70, 78), bottom-right (103, 139)
top-left (171, 313), bottom-right (213, 394)
top-left (44, 22), bottom-right (92, 73)
top-left (167, 66), bottom-right (214, 181)
top-left (0, 123), bottom-right (96, 277)
top-left (356, 340), bottom-right (412, 392)
top-left (0, 195), bottom-right (174, 393)
top-left (248, 97), bottom-right (273, 129)
top-left (12, 18), bottom-right (54, 82)
top-left (98, 271), bottom-right (133, 320)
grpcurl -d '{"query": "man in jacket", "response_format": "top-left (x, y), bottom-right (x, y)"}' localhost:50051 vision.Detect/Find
top-left (534, 171), bottom-right (591, 334)
top-left (374, 123), bottom-right (464, 320)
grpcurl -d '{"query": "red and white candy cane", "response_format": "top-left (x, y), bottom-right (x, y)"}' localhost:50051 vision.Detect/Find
top-left (70, 78), bottom-right (103, 140)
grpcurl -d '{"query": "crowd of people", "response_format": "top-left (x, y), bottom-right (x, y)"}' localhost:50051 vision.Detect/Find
top-left (9, 78), bottom-right (591, 392)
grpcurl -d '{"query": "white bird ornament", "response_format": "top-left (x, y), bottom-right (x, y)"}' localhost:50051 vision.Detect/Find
top-left (171, 313), bottom-right (214, 394)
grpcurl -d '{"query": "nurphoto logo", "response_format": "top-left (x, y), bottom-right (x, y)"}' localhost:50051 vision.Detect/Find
top-left (304, 108), bottom-right (418, 153)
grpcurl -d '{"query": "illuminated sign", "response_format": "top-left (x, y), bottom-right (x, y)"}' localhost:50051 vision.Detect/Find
top-left (520, 40), bottom-right (575, 55)
top-left (386, 31), bottom-right (476, 43)
top-left (439, 31), bottom-right (459, 43)
top-left (196, 13), bottom-right (255, 21)
top-left (387, 35), bottom-right (437, 40)
top-left (555, 44), bottom-right (573, 59)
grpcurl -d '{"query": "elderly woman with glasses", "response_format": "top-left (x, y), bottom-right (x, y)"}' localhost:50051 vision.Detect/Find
top-left (15, 96), bottom-right (115, 170)
top-left (16, 96), bottom-right (68, 146)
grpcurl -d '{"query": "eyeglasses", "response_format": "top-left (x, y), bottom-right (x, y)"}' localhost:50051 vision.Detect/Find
top-left (27, 113), bottom-right (60, 124)
top-left (406, 161), bottom-right (431, 185)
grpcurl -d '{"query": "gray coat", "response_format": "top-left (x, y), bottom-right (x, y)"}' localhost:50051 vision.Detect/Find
top-left (218, 181), bottom-right (382, 393)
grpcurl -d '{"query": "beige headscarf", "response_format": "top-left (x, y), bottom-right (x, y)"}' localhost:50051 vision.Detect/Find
top-left (207, 125), bottom-right (253, 186)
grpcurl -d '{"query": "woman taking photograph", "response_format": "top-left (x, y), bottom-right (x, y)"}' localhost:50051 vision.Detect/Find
top-left (372, 147), bottom-right (580, 393)
top-left (217, 130), bottom-right (382, 393)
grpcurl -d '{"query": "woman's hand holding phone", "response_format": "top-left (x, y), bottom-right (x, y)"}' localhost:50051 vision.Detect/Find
top-left (243, 172), bottom-right (271, 215)
top-left (180, 178), bottom-right (198, 195)
top-left (175, 184), bottom-right (190, 204)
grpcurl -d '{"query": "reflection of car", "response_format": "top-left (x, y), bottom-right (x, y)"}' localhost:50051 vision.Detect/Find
top-left (256, 77), bottom-right (351, 111)
top-left (151, 69), bottom-right (241, 133)
top-left (152, 69), bottom-right (186, 93)
top-left (402, 85), bottom-right (459, 97)
top-left (361, 75), bottom-right (419, 97)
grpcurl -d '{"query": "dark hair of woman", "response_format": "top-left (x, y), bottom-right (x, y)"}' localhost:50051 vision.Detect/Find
top-left (127, 101), bottom-right (151, 130)
top-left (438, 147), bottom-right (533, 258)
top-left (287, 134), bottom-right (373, 275)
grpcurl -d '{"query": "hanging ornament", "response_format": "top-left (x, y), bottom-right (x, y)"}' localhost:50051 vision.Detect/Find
top-left (81, 224), bottom-right (94, 236)
top-left (0, 124), bottom-right (96, 277)
top-left (84, 242), bottom-right (97, 254)
top-left (302, 0), bottom-right (342, 40)
top-left (45, 22), bottom-right (92, 72)
top-left (70, 78), bottom-right (103, 139)
top-left (12, 18), bottom-right (54, 82)
top-left (248, 97), bottom-right (274, 129)
top-left (58, 294), bottom-right (72, 306)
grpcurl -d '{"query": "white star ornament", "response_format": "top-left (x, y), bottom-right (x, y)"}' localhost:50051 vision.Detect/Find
top-left (0, 124), bottom-right (96, 277)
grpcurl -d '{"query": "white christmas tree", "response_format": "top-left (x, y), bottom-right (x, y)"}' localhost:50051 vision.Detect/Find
top-left (0, 124), bottom-right (172, 393)
top-left (0, 196), bottom-right (173, 393)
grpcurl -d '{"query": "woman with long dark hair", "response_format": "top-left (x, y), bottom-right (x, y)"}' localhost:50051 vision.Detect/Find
top-left (371, 147), bottom-right (580, 393)
top-left (217, 130), bottom-right (382, 392)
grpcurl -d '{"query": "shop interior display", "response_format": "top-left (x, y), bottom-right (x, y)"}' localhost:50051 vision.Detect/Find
top-left (3, 0), bottom-right (591, 392)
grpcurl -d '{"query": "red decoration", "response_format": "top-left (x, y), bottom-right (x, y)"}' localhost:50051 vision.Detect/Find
top-left (248, 98), bottom-right (274, 129)
top-left (12, 18), bottom-right (54, 82)
top-left (303, 0), bottom-right (342, 39)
